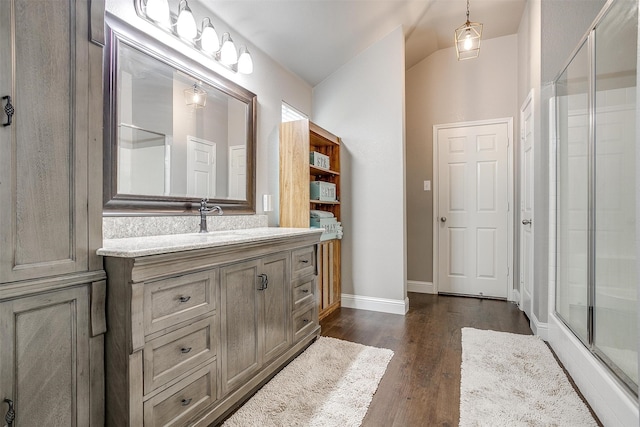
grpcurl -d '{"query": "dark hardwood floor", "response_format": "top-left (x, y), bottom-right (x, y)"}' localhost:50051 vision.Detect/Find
top-left (320, 293), bottom-right (537, 427)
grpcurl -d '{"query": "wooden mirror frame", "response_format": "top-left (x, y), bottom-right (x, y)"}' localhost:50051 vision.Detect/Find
top-left (103, 14), bottom-right (256, 215)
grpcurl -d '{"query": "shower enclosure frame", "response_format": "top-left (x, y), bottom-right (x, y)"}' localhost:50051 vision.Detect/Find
top-left (553, 0), bottom-right (638, 396)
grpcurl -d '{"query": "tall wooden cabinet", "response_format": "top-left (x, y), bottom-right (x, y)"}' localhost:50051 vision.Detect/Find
top-left (0, 0), bottom-right (106, 425)
top-left (280, 119), bottom-right (342, 319)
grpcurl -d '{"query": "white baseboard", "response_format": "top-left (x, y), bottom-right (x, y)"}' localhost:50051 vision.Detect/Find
top-left (530, 312), bottom-right (548, 340)
top-left (512, 289), bottom-right (521, 307)
top-left (341, 293), bottom-right (409, 315)
top-left (407, 280), bottom-right (435, 294)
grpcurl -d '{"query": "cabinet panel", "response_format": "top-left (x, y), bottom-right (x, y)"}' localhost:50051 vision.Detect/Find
top-left (220, 259), bottom-right (260, 393)
top-left (0, 286), bottom-right (90, 426)
top-left (0, 0), bottom-right (94, 283)
top-left (144, 270), bottom-right (217, 336)
top-left (292, 276), bottom-right (315, 311)
top-left (291, 246), bottom-right (315, 279)
top-left (143, 364), bottom-right (217, 427)
top-left (261, 252), bottom-right (290, 363)
top-left (144, 316), bottom-right (217, 394)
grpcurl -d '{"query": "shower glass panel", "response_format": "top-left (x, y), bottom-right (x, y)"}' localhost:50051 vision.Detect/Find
top-left (593, 0), bottom-right (638, 387)
top-left (556, 41), bottom-right (590, 344)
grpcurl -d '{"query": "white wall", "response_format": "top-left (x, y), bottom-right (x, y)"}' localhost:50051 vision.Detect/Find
top-left (516, 0), bottom-right (544, 328)
top-left (405, 35), bottom-right (519, 287)
top-left (106, 0), bottom-right (313, 224)
top-left (312, 26), bottom-right (407, 313)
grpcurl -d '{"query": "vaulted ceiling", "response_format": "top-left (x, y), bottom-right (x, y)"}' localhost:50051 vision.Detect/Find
top-left (205, 0), bottom-right (527, 86)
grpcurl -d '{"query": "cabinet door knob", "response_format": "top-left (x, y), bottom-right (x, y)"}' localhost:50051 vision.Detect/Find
top-left (440, 216), bottom-right (447, 222)
top-left (181, 398), bottom-right (192, 406)
top-left (180, 347), bottom-right (192, 354)
top-left (4, 398), bottom-right (15, 427)
top-left (178, 296), bottom-right (191, 303)
top-left (2, 96), bottom-right (14, 127)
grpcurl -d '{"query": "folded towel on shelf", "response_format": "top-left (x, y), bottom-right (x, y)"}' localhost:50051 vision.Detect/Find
top-left (310, 210), bottom-right (334, 219)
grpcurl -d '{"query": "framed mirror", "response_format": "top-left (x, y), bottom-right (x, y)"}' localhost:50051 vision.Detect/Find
top-left (103, 15), bottom-right (256, 214)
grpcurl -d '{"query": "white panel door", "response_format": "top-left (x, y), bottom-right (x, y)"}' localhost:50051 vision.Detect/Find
top-left (437, 122), bottom-right (509, 298)
top-left (187, 136), bottom-right (217, 198)
top-left (228, 145), bottom-right (246, 199)
top-left (520, 94), bottom-right (534, 319)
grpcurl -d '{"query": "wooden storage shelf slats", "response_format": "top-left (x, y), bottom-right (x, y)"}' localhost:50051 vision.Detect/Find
top-left (280, 119), bottom-right (342, 320)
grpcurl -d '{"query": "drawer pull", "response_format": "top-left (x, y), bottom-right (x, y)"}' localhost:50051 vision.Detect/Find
top-left (178, 296), bottom-right (191, 303)
top-left (303, 318), bottom-right (309, 323)
top-left (180, 347), bottom-right (192, 354)
top-left (301, 259), bottom-right (309, 264)
top-left (181, 398), bottom-right (192, 406)
top-left (302, 289), bottom-right (309, 293)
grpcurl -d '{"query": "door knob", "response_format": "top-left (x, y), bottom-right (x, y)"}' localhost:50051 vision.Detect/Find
top-left (440, 217), bottom-right (447, 222)
top-left (522, 219), bottom-right (532, 225)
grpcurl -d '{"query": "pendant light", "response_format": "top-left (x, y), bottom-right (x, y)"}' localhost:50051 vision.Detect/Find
top-left (184, 83), bottom-right (207, 108)
top-left (454, 0), bottom-right (483, 60)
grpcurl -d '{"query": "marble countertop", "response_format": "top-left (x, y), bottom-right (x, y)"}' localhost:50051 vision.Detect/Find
top-left (97, 227), bottom-right (323, 258)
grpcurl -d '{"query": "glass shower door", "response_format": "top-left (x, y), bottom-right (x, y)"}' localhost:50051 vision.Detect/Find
top-left (593, 0), bottom-right (638, 388)
top-left (556, 41), bottom-right (590, 344)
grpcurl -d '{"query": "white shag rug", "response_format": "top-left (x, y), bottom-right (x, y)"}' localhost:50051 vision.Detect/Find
top-left (460, 328), bottom-right (598, 427)
top-left (223, 336), bottom-right (394, 427)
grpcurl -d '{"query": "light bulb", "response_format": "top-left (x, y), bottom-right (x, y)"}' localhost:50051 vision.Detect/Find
top-left (220, 33), bottom-right (238, 65)
top-left (200, 18), bottom-right (220, 54)
top-left (237, 46), bottom-right (254, 74)
top-left (463, 34), bottom-right (473, 51)
top-left (176, 0), bottom-right (197, 41)
top-left (145, 0), bottom-right (171, 28)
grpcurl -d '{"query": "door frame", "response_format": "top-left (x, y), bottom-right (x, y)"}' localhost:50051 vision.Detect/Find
top-left (432, 117), bottom-right (515, 301)
top-left (519, 90), bottom-right (534, 317)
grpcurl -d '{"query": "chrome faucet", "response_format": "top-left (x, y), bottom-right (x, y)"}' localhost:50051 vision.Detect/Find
top-left (198, 198), bottom-right (223, 233)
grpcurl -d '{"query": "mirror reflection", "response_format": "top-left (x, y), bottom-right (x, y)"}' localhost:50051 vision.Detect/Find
top-left (117, 42), bottom-right (248, 200)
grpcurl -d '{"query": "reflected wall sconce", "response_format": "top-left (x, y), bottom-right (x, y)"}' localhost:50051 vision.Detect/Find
top-left (184, 83), bottom-right (207, 108)
top-left (454, 0), bottom-right (483, 60)
top-left (136, 0), bottom-right (254, 74)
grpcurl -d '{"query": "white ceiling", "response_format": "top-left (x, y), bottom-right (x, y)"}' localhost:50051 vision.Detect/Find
top-left (204, 0), bottom-right (527, 86)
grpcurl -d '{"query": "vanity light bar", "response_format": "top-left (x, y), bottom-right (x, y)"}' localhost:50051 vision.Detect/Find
top-left (135, 0), bottom-right (254, 74)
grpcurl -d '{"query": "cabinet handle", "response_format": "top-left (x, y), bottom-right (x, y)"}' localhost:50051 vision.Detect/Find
top-left (302, 289), bottom-right (309, 293)
top-left (301, 259), bottom-right (309, 264)
top-left (180, 347), bottom-right (192, 354)
top-left (2, 96), bottom-right (14, 127)
top-left (303, 318), bottom-right (309, 323)
top-left (4, 398), bottom-right (15, 427)
top-left (257, 273), bottom-right (269, 291)
top-left (181, 398), bottom-right (192, 406)
top-left (178, 296), bottom-right (191, 303)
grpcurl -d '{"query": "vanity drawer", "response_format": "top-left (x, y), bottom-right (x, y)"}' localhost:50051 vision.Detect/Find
top-left (293, 305), bottom-right (316, 343)
top-left (143, 363), bottom-right (217, 427)
top-left (144, 316), bottom-right (218, 393)
top-left (291, 246), bottom-right (315, 279)
top-left (292, 276), bottom-right (315, 311)
top-left (144, 270), bottom-right (217, 335)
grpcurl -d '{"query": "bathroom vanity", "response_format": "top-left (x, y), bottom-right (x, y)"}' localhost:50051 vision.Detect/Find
top-left (98, 227), bottom-right (322, 426)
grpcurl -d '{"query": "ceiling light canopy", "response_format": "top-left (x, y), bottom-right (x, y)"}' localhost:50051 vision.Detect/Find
top-left (454, 0), bottom-right (483, 61)
top-left (137, 0), bottom-right (254, 74)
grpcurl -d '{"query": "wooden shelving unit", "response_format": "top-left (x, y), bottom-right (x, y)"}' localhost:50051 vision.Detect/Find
top-left (280, 119), bottom-right (342, 320)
